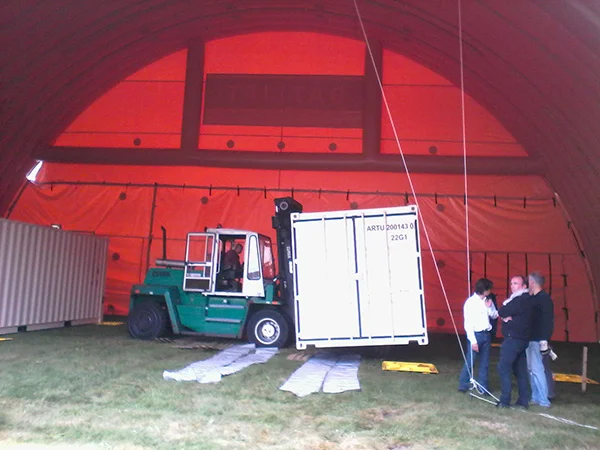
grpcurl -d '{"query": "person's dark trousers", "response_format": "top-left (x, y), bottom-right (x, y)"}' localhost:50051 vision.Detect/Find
top-left (458, 331), bottom-right (492, 392)
top-left (498, 337), bottom-right (530, 406)
top-left (490, 318), bottom-right (498, 341)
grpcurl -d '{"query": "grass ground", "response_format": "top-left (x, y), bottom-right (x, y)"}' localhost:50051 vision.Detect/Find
top-left (0, 322), bottom-right (599, 450)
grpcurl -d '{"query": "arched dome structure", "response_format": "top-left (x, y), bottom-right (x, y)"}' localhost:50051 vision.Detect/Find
top-left (1, 1), bottom-right (599, 340)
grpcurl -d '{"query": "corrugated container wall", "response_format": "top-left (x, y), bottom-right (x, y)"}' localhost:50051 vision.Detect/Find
top-left (0, 219), bottom-right (108, 333)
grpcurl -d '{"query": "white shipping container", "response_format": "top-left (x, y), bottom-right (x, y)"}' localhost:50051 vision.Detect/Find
top-left (0, 219), bottom-right (108, 334)
top-left (291, 205), bottom-right (428, 349)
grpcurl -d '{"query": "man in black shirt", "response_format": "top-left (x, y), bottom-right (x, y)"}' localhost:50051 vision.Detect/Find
top-left (496, 275), bottom-right (535, 408)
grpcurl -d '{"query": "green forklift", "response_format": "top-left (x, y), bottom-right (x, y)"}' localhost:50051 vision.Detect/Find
top-left (127, 197), bottom-right (302, 348)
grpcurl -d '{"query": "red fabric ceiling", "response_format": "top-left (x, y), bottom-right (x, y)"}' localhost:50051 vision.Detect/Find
top-left (54, 35), bottom-right (526, 157)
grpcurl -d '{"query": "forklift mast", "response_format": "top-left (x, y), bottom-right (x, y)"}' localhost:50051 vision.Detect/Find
top-left (272, 197), bottom-right (303, 316)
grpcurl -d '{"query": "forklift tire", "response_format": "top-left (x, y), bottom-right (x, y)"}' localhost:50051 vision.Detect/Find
top-left (127, 300), bottom-right (170, 340)
top-left (247, 309), bottom-right (289, 348)
top-left (284, 314), bottom-right (296, 347)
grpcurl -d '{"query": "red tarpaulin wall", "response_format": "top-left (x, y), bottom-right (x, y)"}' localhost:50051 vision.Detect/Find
top-left (10, 166), bottom-right (594, 342)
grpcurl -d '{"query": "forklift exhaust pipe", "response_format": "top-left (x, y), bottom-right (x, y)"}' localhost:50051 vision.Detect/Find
top-left (161, 225), bottom-right (167, 259)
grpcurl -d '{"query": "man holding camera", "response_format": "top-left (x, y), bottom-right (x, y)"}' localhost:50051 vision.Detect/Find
top-left (527, 271), bottom-right (555, 408)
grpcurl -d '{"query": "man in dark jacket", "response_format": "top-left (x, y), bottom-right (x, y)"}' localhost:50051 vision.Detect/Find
top-left (527, 271), bottom-right (555, 408)
top-left (496, 275), bottom-right (535, 408)
top-left (218, 242), bottom-right (244, 291)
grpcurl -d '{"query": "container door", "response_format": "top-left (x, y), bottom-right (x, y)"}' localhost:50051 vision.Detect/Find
top-left (292, 214), bottom-right (360, 345)
top-left (354, 208), bottom-right (427, 343)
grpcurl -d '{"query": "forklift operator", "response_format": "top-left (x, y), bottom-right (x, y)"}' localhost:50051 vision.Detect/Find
top-left (222, 243), bottom-right (243, 278)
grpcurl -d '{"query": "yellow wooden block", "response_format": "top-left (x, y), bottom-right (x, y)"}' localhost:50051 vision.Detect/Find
top-left (99, 321), bottom-right (124, 326)
top-left (553, 373), bottom-right (599, 385)
top-left (0, 337), bottom-right (13, 341)
top-left (382, 361), bottom-right (439, 374)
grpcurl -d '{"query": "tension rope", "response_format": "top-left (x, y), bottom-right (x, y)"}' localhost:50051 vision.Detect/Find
top-left (456, 0), bottom-right (491, 400)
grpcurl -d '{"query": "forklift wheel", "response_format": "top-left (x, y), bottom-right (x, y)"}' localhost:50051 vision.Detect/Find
top-left (127, 300), bottom-right (170, 340)
top-left (247, 309), bottom-right (289, 348)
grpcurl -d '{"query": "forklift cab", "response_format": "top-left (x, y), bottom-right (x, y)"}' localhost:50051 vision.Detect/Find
top-left (183, 228), bottom-right (275, 298)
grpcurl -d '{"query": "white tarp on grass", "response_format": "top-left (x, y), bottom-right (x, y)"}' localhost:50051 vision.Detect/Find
top-left (163, 343), bottom-right (278, 384)
top-left (279, 351), bottom-right (361, 397)
top-left (322, 353), bottom-right (361, 394)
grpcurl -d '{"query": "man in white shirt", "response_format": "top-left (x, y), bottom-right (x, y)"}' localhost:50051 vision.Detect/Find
top-left (458, 278), bottom-right (498, 394)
